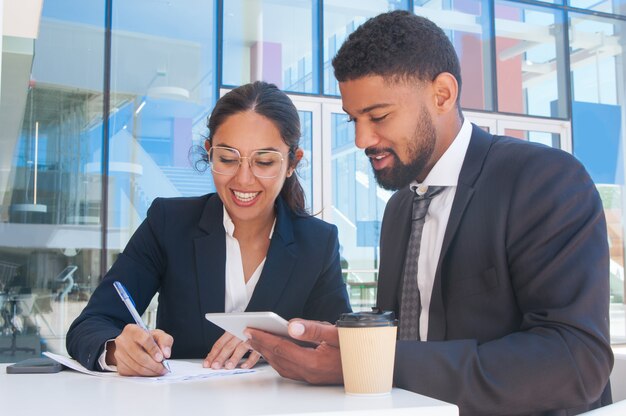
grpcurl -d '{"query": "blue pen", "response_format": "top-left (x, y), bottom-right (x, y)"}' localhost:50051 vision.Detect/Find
top-left (113, 281), bottom-right (171, 373)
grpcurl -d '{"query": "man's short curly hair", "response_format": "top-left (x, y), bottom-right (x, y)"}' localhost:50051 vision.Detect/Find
top-left (332, 10), bottom-right (462, 94)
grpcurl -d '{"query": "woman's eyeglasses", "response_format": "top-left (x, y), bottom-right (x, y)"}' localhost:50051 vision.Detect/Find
top-left (208, 146), bottom-right (285, 179)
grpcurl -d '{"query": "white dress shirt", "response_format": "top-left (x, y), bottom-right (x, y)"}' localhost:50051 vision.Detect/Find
top-left (223, 206), bottom-right (274, 313)
top-left (98, 206), bottom-right (274, 371)
top-left (409, 118), bottom-right (472, 341)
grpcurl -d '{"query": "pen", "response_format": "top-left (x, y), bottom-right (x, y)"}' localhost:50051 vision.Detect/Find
top-left (113, 280), bottom-right (171, 373)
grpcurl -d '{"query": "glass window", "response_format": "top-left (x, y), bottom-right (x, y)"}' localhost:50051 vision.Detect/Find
top-left (503, 128), bottom-right (561, 147)
top-left (223, 0), bottom-right (318, 93)
top-left (494, 1), bottom-right (568, 118)
top-left (323, 0), bottom-right (408, 95)
top-left (414, 0), bottom-right (494, 111)
top-left (568, 12), bottom-right (626, 343)
top-left (328, 109), bottom-right (391, 310)
top-left (0, 1), bottom-right (105, 361)
top-left (106, 0), bottom-right (216, 327)
top-left (568, 0), bottom-right (626, 16)
top-left (109, 0), bottom-right (217, 251)
top-left (298, 110), bottom-right (314, 212)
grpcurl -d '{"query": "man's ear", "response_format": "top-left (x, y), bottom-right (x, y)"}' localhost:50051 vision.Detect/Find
top-left (432, 72), bottom-right (459, 114)
top-left (204, 140), bottom-right (211, 153)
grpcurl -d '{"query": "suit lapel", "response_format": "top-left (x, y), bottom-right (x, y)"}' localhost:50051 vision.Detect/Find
top-left (428, 124), bottom-right (494, 340)
top-left (246, 198), bottom-right (297, 312)
top-left (194, 194), bottom-right (226, 343)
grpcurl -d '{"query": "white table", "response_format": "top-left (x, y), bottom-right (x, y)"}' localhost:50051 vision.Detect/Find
top-left (0, 360), bottom-right (458, 415)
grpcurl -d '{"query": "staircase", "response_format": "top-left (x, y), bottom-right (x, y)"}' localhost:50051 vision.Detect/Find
top-left (160, 166), bottom-right (214, 197)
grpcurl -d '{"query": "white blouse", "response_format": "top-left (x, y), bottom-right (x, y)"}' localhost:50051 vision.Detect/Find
top-left (223, 206), bottom-right (275, 312)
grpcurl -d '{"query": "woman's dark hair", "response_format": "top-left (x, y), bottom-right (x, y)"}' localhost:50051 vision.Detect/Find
top-left (332, 10), bottom-right (462, 102)
top-left (203, 81), bottom-right (307, 216)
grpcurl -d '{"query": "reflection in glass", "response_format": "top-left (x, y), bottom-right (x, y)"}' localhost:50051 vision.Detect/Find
top-left (109, 0), bottom-right (217, 249)
top-left (323, 0), bottom-right (408, 95)
top-left (414, 0), bottom-right (493, 111)
top-left (298, 111), bottom-right (314, 213)
top-left (330, 113), bottom-right (391, 310)
top-left (223, 0), bottom-right (317, 93)
top-left (503, 129), bottom-right (560, 147)
top-left (569, 0), bottom-right (626, 16)
top-left (568, 13), bottom-right (626, 322)
top-left (494, 2), bottom-right (567, 118)
top-left (0, 1), bottom-right (105, 360)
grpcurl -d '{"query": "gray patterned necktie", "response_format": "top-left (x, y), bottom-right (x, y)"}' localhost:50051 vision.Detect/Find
top-left (398, 186), bottom-right (445, 341)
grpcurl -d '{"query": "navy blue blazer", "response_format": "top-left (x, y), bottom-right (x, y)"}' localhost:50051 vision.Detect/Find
top-left (67, 194), bottom-right (351, 370)
top-left (378, 125), bottom-right (612, 415)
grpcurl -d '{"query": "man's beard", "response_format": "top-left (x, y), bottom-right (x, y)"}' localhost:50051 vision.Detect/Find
top-left (369, 109), bottom-right (436, 191)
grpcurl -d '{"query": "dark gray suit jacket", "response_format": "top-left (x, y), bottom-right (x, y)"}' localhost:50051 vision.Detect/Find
top-left (377, 125), bottom-right (613, 415)
top-left (67, 194), bottom-right (351, 370)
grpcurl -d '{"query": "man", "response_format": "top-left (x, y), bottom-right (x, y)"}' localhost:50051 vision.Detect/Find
top-left (246, 10), bottom-right (613, 415)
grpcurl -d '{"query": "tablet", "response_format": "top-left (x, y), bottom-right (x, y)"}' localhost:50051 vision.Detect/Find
top-left (205, 311), bottom-right (290, 341)
top-left (204, 311), bottom-right (317, 347)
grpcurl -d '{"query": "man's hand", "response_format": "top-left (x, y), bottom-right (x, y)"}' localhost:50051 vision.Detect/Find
top-left (203, 332), bottom-right (261, 370)
top-left (245, 319), bottom-right (343, 385)
top-left (107, 324), bottom-right (173, 376)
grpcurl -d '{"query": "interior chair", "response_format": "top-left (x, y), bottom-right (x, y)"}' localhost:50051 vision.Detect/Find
top-left (0, 295), bottom-right (36, 356)
top-left (53, 265), bottom-right (77, 301)
top-left (27, 265), bottom-right (79, 337)
top-left (2, 265), bottom-right (78, 340)
top-left (0, 261), bottom-right (36, 357)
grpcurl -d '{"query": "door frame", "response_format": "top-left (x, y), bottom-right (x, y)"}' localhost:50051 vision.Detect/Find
top-left (466, 111), bottom-right (572, 153)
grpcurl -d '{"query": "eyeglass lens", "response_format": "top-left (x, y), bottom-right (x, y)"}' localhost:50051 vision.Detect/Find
top-left (209, 147), bottom-right (284, 179)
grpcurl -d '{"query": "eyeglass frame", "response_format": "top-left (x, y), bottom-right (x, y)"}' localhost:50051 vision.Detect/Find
top-left (207, 145), bottom-right (289, 179)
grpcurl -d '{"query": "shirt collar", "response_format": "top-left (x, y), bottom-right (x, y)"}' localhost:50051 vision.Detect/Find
top-left (410, 118), bottom-right (472, 193)
top-left (222, 206), bottom-right (276, 239)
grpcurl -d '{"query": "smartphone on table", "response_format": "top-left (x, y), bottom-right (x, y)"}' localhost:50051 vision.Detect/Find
top-left (6, 357), bottom-right (64, 374)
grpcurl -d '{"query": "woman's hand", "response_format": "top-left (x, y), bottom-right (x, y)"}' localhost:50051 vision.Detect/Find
top-left (106, 324), bottom-right (173, 376)
top-left (204, 332), bottom-right (261, 370)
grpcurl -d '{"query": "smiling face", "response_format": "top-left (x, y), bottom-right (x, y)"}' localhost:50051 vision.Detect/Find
top-left (210, 110), bottom-right (294, 226)
top-left (339, 75), bottom-right (441, 190)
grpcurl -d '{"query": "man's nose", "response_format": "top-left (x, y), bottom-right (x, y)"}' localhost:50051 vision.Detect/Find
top-left (354, 122), bottom-right (379, 150)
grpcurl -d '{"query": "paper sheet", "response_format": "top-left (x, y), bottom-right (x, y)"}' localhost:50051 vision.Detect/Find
top-left (43, 351), bottom-right (255, 384)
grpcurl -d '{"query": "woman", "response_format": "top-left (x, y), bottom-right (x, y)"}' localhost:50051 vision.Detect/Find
top-left (66, 81), bottom-right (351, 376)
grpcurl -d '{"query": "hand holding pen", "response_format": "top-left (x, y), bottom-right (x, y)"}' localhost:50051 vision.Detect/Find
top-left (111, 281), bottom-right (173, 376)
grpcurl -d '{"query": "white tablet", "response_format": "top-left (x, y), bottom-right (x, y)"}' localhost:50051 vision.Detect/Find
top-left (204, 311), bottom-right (317, 347)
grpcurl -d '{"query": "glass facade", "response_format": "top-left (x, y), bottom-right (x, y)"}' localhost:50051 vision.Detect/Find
top-left (323, 0), bottom-right (408, 95)
top-left (414, 0), bottom-right (494, 111)
top-left (569, 0), bottom-right (626, 15)
top-left (567, 11), bottom-right (626, 341)
top-left (1, 0), bottom-right (106, 361)
top-left (329, 110), bottom-right (391, 309)
top-left (495, 1), bottom-right (568, 118)
top-left (222, 0), bottom-right (318, 93)
top-left (2, 0), bottom-right (626, 362)
top-left (109, 0), bottom-right (217, 248)
top-left (298, 110), bottom-right (314, 211)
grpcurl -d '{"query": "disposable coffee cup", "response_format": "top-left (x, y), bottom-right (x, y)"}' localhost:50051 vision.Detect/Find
top-left (336, 309), bottom-right (397, 396)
